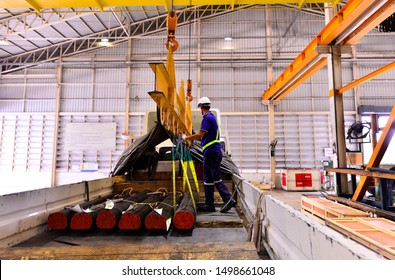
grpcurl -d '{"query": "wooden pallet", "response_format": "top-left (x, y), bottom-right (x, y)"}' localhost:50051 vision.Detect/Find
top-left (326, 217), bottom-right (395, 259)
top-left (301, 196), bottom-right (370, 220)
top-left (0, 241), bottom-right (260, 260)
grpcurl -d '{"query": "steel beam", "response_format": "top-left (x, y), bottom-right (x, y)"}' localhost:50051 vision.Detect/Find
top-left (338, 60), bottom-right (395, 94)
top-left (0, 5), bottom-right (240, 74)
top-left (340, 0), bottom-right (395, 45)
top-left (1, 1), bottom-right (341, 10)
top-left (352, 105), bottom-right (395, 202)
top-left (262, 0), bottom-right (389, 101)
top-left (327, 45), bottom-right (348, 195)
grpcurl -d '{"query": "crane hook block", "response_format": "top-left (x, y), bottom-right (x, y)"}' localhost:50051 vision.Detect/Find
top-left (187, 79), bottom-right (192, 93)
top-left (165, 38), bottom-right (179, 52)
top-left (167, 11), bottom-right (178, 34)
top-left (186, 79), bottom-right (193, 100)
top-left (166, 11), bottom-right (179, 52)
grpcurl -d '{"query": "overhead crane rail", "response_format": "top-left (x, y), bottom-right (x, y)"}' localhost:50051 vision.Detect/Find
top-left (0, 1), bottom-right (343, 12)
top-left (262, 0), bottom-right (395, 101)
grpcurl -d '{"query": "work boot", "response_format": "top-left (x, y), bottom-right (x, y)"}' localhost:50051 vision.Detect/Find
top-left (219, 198), bottom-right (236, 213)
top-left (197, 204), bottom-right (216, 212)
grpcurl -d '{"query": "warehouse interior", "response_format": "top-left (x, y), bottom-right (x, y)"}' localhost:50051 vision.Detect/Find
top-left (1, 0), bottom-right (395, 260)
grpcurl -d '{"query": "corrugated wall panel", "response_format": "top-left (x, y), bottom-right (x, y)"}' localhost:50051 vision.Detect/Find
top-left (95, 68), bottom-right (126, 84)
top-left (26, 66), bottom-right (57, 75)
top-left (201, 66), bottom-right (233, 83)
top-left (130, 98), bottom-right (157, 113)
top-left (94, 98), bottom-right (125, 112)
top-left (63, 68), bottom-right (93, 84)
top-left (131, 37), bottom-right (166, 59)
top-left (0, 85), bottom-right (25, 99)
top-left (341, 63), bottom-right (354, 84)
top-left (358, 62), bottom-right (395, 79)
top-left (0, 101), bottom-right (24, 112)
top-left (25, 100), bottom-right (56, 112)
top-left (357, 32), bottom-right (395, 54)
top-left (359, 83), bottom-right (395, 106)
top-left (94, 85), bottom-right (125, 99)
top-left (128, 115), bottom-right (145, 139)
top-left (234, 64), bottom-right (266, 83)
top-left (61, 98), bottom-right (93, 112)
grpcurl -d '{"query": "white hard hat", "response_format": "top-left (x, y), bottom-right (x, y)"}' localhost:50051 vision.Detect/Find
top-left (197, 96), bottom-right (211, 107)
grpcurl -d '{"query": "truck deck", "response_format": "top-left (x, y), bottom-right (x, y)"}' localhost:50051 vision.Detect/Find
top-left (1, 201), bottom-right (262, 260)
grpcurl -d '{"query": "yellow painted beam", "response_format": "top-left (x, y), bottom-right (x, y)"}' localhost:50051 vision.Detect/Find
top-left (341, 0), bottom-right (395, 45)
top-left (24, 0), bottom-right (41, 12)
top-left (318, 0), bottom-right (376, 44)
top-left (93, 0), bottom-right (104, 11)
top-left (352, 105), bottom-right (395, 202)
top-left (163, 0), bottom-right (169, 12)
top-left (0, 0), bottom-right (343, 10)
top-left (271, 57), bottom-right (327, 100)
top-left (338, 61), bottom-right (395, 94)
top-left (262, 37), bottom-right (320, 100)
top-left (262, 0), bottom-right (384, 101)
top-left (298, 0), bottom-right (305, 9)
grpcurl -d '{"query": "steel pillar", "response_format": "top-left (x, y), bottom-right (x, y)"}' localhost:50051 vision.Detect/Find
top-left (327, 45), bottom-right (348, 195)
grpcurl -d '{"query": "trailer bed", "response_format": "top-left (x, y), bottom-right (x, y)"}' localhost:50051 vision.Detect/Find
top-left (0, 206), bottom-right (262, 260)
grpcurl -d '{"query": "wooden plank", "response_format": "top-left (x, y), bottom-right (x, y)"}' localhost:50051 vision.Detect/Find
top-left (326, 217), bottom-right (395, 259)
top-left (325, 167), bottom-right (395, 180)
top-left (0, 241), bottom-right (260, 260)
top-left (326, 194), bottom-right (395, 222)
top-left (196, 219), bottom-right (244, 228)
top-left (301, 196), bottom-right (370, 220)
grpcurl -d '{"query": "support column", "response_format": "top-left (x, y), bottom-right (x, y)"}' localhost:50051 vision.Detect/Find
top-left (265, 7), bottom-right (276, 184)
top-left (124, 37), bottom-right (132, 149)
top-left (324, 3), bottom-right (348, 195)
top-left (197, 17), bottom-right (201, 100)
top-left (51, 62), bottom-right (62, 187)
top-left (327, 46), bottom-right (349, 195)
top-left (351, 46), bottom-right (361, 118)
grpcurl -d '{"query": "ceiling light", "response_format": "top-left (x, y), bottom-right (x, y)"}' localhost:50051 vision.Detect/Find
top-left (96, 38), bottom-right (113, 47)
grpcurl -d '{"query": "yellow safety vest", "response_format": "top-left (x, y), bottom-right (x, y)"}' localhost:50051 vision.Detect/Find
top-left (202, 115), bottom-right (221, 150)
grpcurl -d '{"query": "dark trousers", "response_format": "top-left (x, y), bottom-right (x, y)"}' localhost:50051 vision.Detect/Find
top-left (203, 151), bottom-right (232, 206)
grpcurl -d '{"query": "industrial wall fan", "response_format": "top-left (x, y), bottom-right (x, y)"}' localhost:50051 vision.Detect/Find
top-left (346, 121), bottom-right (371, 144)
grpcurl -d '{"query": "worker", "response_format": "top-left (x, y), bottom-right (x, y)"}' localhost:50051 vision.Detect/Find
top-left (183, 97), bottom-right (236, 212)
